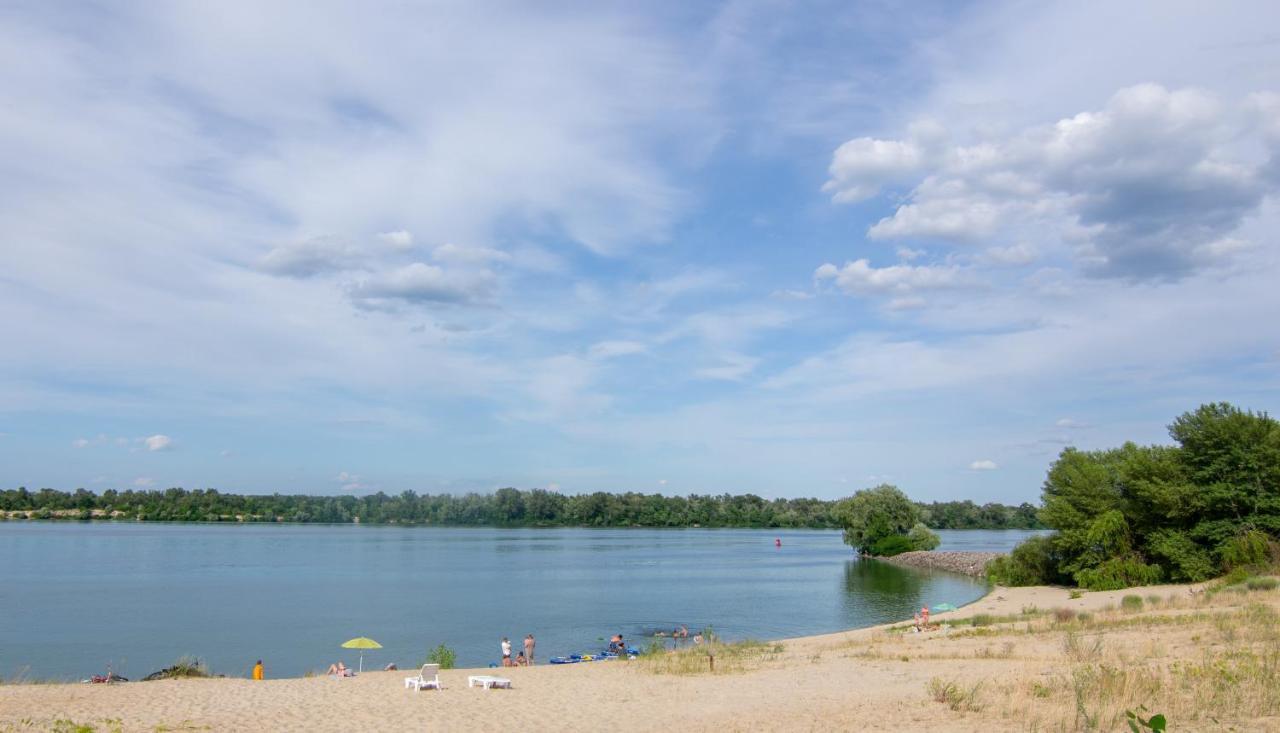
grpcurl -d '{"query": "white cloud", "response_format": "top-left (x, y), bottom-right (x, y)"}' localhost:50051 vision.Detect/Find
top-left (378, 230), bottom-right (414, 250)
top-left (72, 438), bottom-right (90, 448)
top-left (258, 236), bottom-right (363, 278)
top-left (814, 259), bottom-right (968, 297)
top-left (823, 138), bottom-right (927, 203)
top-left (980, 243), bottom-right (1039, 266)
top-left (334, 471), bottom-right (367, 492)
top-left (830, 84), bottom-right (1280, 280)
top-left (969, 459), bottom-right (998, 471)
top-left (895, 247), bottom-right (925, 261)
top-left (143, 434), bottom-right (173, 452)
top-left (587, 340), bottom-right (647, 360)
top-left (133, 477), bottom-right (155, 487)
top-left (431, 243), bottom-right (510, 265)
top-left (1055, 418), bottom-right (1088, 429)
top-left (348, 262), bottom-right (496, 308)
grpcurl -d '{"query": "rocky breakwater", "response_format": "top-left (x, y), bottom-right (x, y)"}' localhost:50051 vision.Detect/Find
top-left (873, 551), bottom-right (1001, 578)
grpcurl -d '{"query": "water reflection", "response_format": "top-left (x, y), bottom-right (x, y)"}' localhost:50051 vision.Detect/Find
top-left (841, 558), bottom-right (985, 628)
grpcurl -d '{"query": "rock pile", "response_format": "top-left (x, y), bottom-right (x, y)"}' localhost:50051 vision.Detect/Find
top-left (873, 550), bottom-right (1001, 577)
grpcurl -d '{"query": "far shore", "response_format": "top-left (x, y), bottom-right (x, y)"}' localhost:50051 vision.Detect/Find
top-left (8, 575), bottom-right (1277, 732)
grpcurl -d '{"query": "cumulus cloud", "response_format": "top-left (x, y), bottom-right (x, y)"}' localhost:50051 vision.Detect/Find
top-left (969, 459), bottom-right (998, 471)
top-left (143, 434), bottom-right (173, 451)
top-left (822, 120), bottom-right (946, 202)
top-left (348, 262), bottom-right (496, 308)
top-left (980, 243), bottom-right (1039, 266)
top-left (828, 84), bottom-right (1280, 279)
top-left (814, 259), bottom-right (968, 297)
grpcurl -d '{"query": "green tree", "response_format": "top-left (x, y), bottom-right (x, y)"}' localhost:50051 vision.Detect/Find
top-left (836, 484), bottom-right (921, 554)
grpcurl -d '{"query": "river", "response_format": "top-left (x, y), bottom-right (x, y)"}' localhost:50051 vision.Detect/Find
top-left (0, 523), bottom-right (1043, 680)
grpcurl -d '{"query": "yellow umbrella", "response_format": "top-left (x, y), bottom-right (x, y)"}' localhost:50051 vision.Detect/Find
top-left (341, 637), bottom-right (382, 673)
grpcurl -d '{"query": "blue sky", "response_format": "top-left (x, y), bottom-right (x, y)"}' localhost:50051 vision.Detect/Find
top-left (2, 1), bottom-right (1278, 502)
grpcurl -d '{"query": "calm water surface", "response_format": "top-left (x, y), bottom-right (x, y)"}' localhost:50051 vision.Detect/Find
top-left (0, 523), bottom-right (1042, 679)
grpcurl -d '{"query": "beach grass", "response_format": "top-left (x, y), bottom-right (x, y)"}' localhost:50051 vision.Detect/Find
top-left (913, 585), bottom-right (1280, 729)
top-left (636, 639), bottom-right (785, 676)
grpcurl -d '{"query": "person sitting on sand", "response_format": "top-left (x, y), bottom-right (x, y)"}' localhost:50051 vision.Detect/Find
top-left (514, 652), bottom-right (528, 666)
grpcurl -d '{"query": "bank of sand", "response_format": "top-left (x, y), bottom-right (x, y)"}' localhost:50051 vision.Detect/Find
top-left (4, 581), bottom-right (1280, 732)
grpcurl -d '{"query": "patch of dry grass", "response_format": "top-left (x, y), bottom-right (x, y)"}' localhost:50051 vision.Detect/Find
top-left (635, 639), bottom-right (785, 676)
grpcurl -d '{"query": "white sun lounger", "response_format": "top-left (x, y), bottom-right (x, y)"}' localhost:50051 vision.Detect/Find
top-left (405, 663), bottom-right (443, 691)
top-left (467, 675), bottom-right (512, 689)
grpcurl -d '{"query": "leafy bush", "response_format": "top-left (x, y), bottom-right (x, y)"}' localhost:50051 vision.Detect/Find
top-left (1074, 556), bottom-right (1163, 591)
top-left (1148, 529), bottom-right (1216, 582)
top-left (907, 522), bottom-right (940, 551)
top-left (987, 535), bottom-right (1062, 586)
top-left (869, 534), bottom-right (914, 557)
top-left (1220, 530), bottom-right (1274, 571)
top-left (425, 644), bottom-right (456, 670)
top-left (1121, 595), bottom-right (1144, 612)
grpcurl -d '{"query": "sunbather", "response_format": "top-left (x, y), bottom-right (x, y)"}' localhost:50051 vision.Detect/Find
top-left (326, 661), bottom-right (351, 676)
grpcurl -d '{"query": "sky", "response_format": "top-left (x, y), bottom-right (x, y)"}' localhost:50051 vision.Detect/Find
top-left (1, 1), bottom-right (1278, 503)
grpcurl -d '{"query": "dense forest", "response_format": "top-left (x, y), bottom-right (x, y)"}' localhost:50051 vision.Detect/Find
top-left (0, 486), bottom-right (1042, 530)
top-left (989, 403), bottom-right (1280, 590)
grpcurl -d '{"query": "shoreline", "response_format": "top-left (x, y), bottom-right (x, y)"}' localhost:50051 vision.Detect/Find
top-left (5, 578), bottom-right (1258, 732)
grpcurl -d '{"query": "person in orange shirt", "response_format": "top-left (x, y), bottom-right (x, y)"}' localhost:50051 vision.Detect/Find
top-left (252, 660), bottom-right (264, 680)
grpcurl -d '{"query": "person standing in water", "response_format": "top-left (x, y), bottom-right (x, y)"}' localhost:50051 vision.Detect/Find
top-left (252, 660), bottom-right (263, 680)
top-left (501, 637), bottom-right (512, 667)
top-left (524, 634), bottom-right (535, 665)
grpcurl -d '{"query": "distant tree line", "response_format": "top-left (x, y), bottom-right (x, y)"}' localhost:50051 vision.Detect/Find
top-left (0, 486), bottom-right (1043, 531)
top-left (989, 403), bottom-right (1280, 590)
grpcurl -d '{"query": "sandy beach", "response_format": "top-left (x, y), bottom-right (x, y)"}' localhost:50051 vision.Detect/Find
top-left (6, 579), bottom-right (1280, 732)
